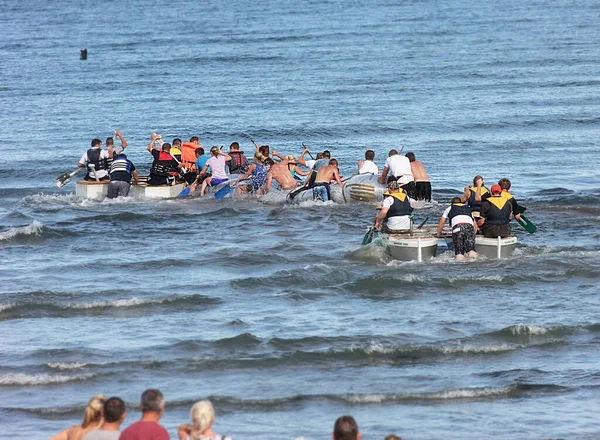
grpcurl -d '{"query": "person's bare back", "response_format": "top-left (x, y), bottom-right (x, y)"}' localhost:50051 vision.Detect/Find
top-left (270, 160), bottom-right (298, 189)
top-left (410, 160), bottom-right (429, 182)
top-left (315, 160), bottom-right (342, 185)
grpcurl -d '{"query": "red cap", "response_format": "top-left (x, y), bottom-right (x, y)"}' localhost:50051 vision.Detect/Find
top-left (490, 184), bottom-right (502, 194)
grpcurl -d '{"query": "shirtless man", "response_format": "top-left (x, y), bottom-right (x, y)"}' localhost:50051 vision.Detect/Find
top-left (313, 158), bottom-right (342, 202)
top-left (263, 151), bottom-right (302, 192)
top-left (405, 152), bottom-right (431, 201)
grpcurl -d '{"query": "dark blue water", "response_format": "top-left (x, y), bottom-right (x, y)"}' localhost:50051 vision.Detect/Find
top-left (1, 0), bottom-right (600, 438)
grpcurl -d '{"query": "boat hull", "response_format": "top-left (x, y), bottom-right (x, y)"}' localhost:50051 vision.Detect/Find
top-left (475, 236), bottom-right (518, 259)
top-left (338, 174), bottom-right (387, 203)
top-left (386, 235), bottom-right (439, 262)
top-left (75, 181), bottom-right (185, 199)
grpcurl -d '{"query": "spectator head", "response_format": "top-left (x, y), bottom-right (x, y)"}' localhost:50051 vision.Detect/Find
top-left (104, 397), bottom-right (126, 424)
top-left (329, 158), bottom-right (338, 167)
top-left (210, 146), bottom-right (220, 157)
top-left (141, 389), bottom-right (165, 414)
top-left (91, 139), bottom-right (102, 148)
top-left (316, 152), bottom-right (324, 159)
top-left (451, 196), bottom-right (462, 204)
top-left (190, 400), bottom-right (215, 434)
top-left (365, 150), bottom-right (375, 161)
top-left (230, 142), bottom-right (240, 151)
top-left (161, 142), bottom-right (171, 152)
top-left (195, 147), bottom-right (204, 158)
top-left (190, 136), bottom-right (200, 144)
top-left (388, 149), bottom-right (398, 157)
top-left (472, 175), bottom-right (484, 187)
top-left (173, 138), bottom-right (182, 148)
top-left (254, 151), bottom-right (266, 162)
top-left (287, 155), bottom-right (296, 165)
top-left (259, 145), bottom-right (270, 156)
top-left (387, 180), bottom-right (400, 192)
top-left (322, 150), bottom-right (331, 159)
top-left (405, 152), bottom-right (416, 162)
top-left (82, 394), bottom-right (106, 428)
top-left (333, 415), bottom-right (360, 440)
top-left (385, 435), bottom-right (402, 440)
top-left (264, 157), bottom-right (275, 167)
top-left (498, 177), bottom-right (511, 191)
top-left (106, 137), bottom-right (114, 147)
top-left (490, 184), bottom-right (502, 195)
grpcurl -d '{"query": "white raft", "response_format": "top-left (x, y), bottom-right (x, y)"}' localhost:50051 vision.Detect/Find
top-left (75, 181), bottom-right (185, 199)
top-left (475, 236), bottom-right (518, 259)
top-left (385, 228), bottom-right (439, 262)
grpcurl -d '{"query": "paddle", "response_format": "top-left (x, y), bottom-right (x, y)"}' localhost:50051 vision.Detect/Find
top-left (302, 143), bottom-right (315, 160)
top-left (54, 168), bottom-right (81, 188)
top-left (416, 216), bottom-right (429, 229)
top-left (362, 226), bottom-right (382, 245)
top-left (516, 214), bottom-right (537, 234)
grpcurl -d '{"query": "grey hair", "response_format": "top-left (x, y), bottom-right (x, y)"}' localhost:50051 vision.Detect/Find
top-left (190, 400), bottom-right (215, 434)
top-left (141, 389), bottom-right (164, 413)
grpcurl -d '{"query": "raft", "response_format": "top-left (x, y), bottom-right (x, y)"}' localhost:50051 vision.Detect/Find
top-left (338, 174), bottom-right (387, 203)
top-left (475, 236), bottom-right (518, 259)
top-left (75, 180), bottom-right (185, 199)
top-left (386, 230), bottom-right (439, 262)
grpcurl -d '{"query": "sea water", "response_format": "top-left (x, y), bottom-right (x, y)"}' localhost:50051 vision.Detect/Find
top-left (1, 0), bottom-right (599, 438)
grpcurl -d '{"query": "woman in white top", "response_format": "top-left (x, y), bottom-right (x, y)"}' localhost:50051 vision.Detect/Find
top-left (178, 400), bottom-right (233, 440)
top-left (357, 149), bottom-right (379, 174)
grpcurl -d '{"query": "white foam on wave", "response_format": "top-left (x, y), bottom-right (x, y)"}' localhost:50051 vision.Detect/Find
top-left (448, 275), bottom-right (504, 283)
top-left (363, 340), bottom-right (395, 354)
top-left (427, 385), bottom-right (514, 400)
top-left (439, 343), bottom-right (520, 354)
top-left (0, 302), bottom-right (15, 312)
top-left (0, 372), bottom-right (93, 386)
top-left (0, 220), bottom-right (44, 241)
top-left (302, 263), bottom-right (331, 270)
top-left (47, 362), bottom-right (88, 370)
top-left (509, 324), bottom-right (548, 335)
top-left (68, 297), bottom-right (163, 309)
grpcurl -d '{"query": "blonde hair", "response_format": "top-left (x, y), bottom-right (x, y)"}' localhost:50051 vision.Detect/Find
top-left (253, 151), bottom-right (265, 162)
top-left (82, 394), bottom-right (106, 428)
top-left (190, 400), bottom-right (215, 435)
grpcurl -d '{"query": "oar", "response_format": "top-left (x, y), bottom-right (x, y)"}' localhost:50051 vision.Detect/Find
top-left (302, 143), bottom-right (315, 160)
top-left (416, 216), bottom-right (429, 229)
top-left (362, 226), bottom-right (375, 245)
top-left (54, 169), bottom-right (81, 188)
top-left (516, 214), bottom-right (537, 234)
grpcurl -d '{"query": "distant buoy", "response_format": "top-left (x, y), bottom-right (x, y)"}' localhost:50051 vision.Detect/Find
top-left (80, 49), bottom-right (87, 60)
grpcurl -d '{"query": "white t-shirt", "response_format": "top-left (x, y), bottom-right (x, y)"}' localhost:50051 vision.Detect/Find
top-left (442, 206), bottom-right (475, 228)
top-left (78, 147), bottom-right (110, 179)
top-left (206, 156), bottom-right (228, 179)
top-left (304, 159), bottom-right (316, 169)
top-left (384, 155), bottom-right (413, 184)
top-left (382, 196), bottom-right (411, 230)
top-left (358, 160), bottom-right (378, 175)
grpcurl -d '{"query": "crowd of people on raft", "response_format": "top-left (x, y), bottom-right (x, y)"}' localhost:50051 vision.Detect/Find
top-left (50, 390), bottom-right (399, 440)
top-left (77, 131), bottom-right (524, 260)
top-left (75, 131), bottom-right (431, 202)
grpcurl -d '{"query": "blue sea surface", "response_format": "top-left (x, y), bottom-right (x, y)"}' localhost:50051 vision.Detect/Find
top-left (1, 0), bottom-right (600, 438)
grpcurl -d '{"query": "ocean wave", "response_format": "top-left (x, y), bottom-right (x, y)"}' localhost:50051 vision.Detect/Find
top-left (0, 293), bottom-right (219, 320)
top-left (0, 372), bottom-right (94, 386)
top-left (487, 323), bottom-right (600, 339)
top-left (0, 220), bottom-right (44, 241)
top-left (47, 362), bottom-right (88, 370)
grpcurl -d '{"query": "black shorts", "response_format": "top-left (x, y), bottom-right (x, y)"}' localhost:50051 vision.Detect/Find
top-left (482, 223), bottom-right (510, 239)
top-left (246, 183), bottom-right (261, 193)
top-left (415, 181), bottom-right (431, 201)
top-left (400, 181), bottom-right (416, 199)
top-left (452, 224), bottom-right (476, 255)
